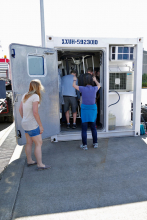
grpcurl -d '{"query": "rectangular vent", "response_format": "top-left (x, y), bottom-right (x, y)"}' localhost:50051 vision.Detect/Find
top-left (109, 73), bottom-right (127, 90)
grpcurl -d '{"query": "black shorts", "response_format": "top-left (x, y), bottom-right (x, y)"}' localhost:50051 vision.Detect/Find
top-left (63, 96), bottom-right (77, 113)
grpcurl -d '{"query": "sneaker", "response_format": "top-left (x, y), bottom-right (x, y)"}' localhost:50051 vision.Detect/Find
top-left (80, 144), bottom-right (88, 150)
top-left (72, 124), bottom-right (77, 129)
top-left (93, 143), bottom-right (98, 149)
top-left (67, 124), bottom-right (70, 129)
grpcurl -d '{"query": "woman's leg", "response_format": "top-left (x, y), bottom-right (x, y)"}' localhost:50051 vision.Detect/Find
top-left (89, 121), bottom-right (97, 144)
top-left (81, 122), bottom-right (88, 145)
top-left (32, 134), bottom-right (45, 167)
top-left (25, 133), bottom-right (35, 164)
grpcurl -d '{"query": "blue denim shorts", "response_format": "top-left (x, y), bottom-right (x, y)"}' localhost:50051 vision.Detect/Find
top-left (25, 127), bottom-right (40, 137)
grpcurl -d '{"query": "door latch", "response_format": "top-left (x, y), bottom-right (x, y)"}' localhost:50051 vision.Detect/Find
top-left (16, 130), bottom-right (22, 139)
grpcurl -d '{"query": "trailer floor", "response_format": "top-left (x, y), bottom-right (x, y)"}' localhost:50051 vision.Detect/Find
top-left (60, 123), bottom-right (103, 132)
top-left (60, 124), bottom-right (133, 133)
top-left (0, 134), bottom-right (147, 220)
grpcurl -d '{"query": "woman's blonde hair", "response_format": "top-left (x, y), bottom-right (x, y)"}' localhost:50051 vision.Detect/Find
top-left (23, 79), bottom-right (45, 103)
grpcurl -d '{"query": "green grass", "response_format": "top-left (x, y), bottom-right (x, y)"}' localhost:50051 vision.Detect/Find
top-left (142, 73), bottom-right (147, 88)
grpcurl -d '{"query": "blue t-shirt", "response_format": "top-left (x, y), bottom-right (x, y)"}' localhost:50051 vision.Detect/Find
top-left (79, 85), bottom-right (98, 105)
top-left (62, 74), bottom-right (79, 98)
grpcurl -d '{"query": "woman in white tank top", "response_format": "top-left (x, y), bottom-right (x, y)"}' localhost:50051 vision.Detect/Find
top-left (19, 79), bottom-right (51, 171)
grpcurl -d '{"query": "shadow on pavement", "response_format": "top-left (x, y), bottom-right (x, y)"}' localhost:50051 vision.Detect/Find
top-left (1, 136), bottom-right (147, 220)
top-left (0, 122), bottom-right (13, 132)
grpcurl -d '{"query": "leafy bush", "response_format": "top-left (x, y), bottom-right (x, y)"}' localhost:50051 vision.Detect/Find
top-left (142, 73), bottom-right (147, 87)
top-left (142, 82), bottom-right (147, 87)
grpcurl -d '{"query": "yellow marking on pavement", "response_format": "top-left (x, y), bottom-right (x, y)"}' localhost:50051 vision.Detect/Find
top-left (5, 172), bottom-right (15, 184)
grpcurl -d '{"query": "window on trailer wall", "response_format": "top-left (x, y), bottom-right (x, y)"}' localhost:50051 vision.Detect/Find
top-left (118, 47), bottom-right (134, 60)
top-left (112, 47), bottom-right (115, 60)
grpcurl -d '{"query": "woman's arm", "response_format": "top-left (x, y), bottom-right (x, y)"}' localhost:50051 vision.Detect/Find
top-left (19, 101), bottom-right (23, 118)
top-left (33, 102), bottom-right (44, 134)
top-left (73, 76), bottom-right (80, 91)
top-left (93, 76), bottom-right (101, 90)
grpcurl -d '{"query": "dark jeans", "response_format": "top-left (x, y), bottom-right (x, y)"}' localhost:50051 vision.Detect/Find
top-left (62, 105), bottom-right (66, 123)
top-left (81, 121), bottom-right (97, 145)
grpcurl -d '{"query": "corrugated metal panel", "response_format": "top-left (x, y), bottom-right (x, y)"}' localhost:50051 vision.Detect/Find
top-left (0, 63), bottom-right (8, 70)
top-left (0, 63), bottom-right (8, 78)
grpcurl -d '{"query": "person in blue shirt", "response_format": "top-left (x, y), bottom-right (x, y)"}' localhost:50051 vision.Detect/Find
top-left (62, 70), bottom-right (80, 129)
top-left (73, 74), bottom-right (101, 150)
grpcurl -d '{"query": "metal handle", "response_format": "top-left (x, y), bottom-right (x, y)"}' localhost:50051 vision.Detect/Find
top-left (13, 92), bottom-right (22, 106)
top-left (15, 130), bottom-right (22, 139)
top-left (43, 50), bottom-right (54, 55)
top-left (11, 49), bottom-right (15, 58)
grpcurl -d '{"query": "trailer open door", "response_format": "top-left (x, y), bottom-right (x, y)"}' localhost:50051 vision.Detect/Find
top-left (9, 44), bottom-right (60, 145)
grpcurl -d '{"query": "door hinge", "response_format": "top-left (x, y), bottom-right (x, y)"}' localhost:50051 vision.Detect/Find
top-left (11, 49), bottom-right (15, 58)
top-left (13, 92), bottom-right (22, 105)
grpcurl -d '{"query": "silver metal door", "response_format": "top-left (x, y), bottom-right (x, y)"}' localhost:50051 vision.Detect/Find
top-left (9, 44), bottom-right (60, 145)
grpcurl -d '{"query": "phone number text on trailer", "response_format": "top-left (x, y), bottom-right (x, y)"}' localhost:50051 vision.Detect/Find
top-left (62, 39), bottom-right (98, 45)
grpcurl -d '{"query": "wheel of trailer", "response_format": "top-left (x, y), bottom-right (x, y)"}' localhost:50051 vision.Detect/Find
top-left (7, 95), bottom-right (14, 123)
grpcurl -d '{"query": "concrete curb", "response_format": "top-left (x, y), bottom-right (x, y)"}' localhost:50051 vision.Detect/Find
top-left (0, 148), bottom-right (26, 220)
top-left (0, 126), bottom-right (16, 174)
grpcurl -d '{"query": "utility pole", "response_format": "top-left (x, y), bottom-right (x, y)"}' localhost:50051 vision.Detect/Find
top-left (40, 0), bottom-right (45, 47)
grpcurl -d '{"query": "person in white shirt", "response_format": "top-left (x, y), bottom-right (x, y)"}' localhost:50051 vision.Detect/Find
top-left (19, 79), bottom-right (50, 171)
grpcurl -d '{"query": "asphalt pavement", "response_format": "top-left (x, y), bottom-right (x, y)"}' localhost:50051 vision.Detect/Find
top-left (0, 122), bottom-right (15, 174)
top-left (0, 129), bottom-right (147, 220)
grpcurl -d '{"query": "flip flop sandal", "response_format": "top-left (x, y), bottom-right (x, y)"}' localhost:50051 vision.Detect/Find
top-left (27, 162), bottom-right (37, 167)
top-left (37, 165), bottom-right (51, 171)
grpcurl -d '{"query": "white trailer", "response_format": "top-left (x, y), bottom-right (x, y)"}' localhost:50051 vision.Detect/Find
top-left (9, 36), bottom-right (143, 145)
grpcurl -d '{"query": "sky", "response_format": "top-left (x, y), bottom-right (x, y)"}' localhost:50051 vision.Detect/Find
top-left (0, 0), bottom-right (147, 58)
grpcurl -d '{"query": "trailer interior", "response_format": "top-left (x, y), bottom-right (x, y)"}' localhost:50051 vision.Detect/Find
top-left (57, 50), bottom-right (104, 133)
